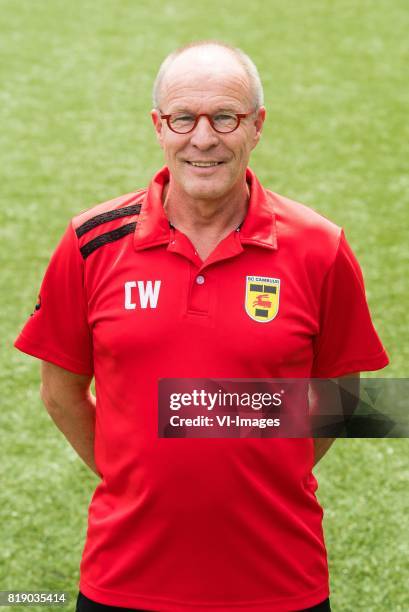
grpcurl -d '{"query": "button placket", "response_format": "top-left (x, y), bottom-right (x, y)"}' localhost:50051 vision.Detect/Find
top-left (187, 265), bottom-right (209, 314)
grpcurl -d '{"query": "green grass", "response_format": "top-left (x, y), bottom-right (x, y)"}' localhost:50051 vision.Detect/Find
top-left (1, 1), bottom-right (408, 610)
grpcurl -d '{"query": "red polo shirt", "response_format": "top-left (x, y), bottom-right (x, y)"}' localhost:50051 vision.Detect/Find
top-left (15, 167), bottom-right (388, 611)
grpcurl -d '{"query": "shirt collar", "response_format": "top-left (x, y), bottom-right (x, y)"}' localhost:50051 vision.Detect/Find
top-left (133, 166), bottom-right (277, 252)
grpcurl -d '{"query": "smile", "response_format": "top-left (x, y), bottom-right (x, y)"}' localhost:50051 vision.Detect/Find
top-left (187, 161), bottom-right (224, 167)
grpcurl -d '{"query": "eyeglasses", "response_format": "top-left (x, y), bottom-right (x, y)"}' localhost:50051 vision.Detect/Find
top-left (159, 110), bottom-right (256, 134)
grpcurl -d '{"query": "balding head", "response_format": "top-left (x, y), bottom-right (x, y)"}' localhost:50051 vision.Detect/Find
top-left (152, 41), bottom-right (264, 111)
top-left (150, 41), bottom-right (266, 205)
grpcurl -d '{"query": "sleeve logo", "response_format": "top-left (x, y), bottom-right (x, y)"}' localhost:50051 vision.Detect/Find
top-left (31, 294), bottom-right (42, 316)
top-left (245, 276), bottom-right (280, 322)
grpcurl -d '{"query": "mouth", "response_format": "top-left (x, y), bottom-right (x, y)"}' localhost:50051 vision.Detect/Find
top-left (185, 161), bottom-right (225, 168)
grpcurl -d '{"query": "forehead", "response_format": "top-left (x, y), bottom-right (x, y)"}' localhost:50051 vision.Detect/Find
top-left (160, 48), bottom-right (252, 111)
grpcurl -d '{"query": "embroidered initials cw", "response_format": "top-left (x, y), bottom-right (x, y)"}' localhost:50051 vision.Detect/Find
top-left (124, 281), bottom-right (161, 309)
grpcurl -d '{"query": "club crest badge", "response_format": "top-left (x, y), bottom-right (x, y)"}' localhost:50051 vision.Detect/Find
top-left (245, 276), bottom-right (280, 323)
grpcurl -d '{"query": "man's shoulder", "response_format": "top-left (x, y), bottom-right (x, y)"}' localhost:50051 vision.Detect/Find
top-left (72, 188), bottom-right (147, 233)
top-left (267, 190), bottom-right (341, 234)
top-left (67, 188), bottom-right (147, 260)
top-left (266, 189), bottom-right (342, 253)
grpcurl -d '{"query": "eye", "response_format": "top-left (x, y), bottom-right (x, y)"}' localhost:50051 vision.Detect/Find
top-left (213, 113), bottom-right (236, 121)
top-left (170, 114), bottom-right (195, 124)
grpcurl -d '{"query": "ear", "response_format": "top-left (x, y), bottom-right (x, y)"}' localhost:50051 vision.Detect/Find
top-left (250, 106), bottom-right (266, 150)
top-left (151, 109), bottom-right (164, 148)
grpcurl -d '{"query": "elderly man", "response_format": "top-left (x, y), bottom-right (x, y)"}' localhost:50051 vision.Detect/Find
top-left (15, 41), bottom-right (388, 611)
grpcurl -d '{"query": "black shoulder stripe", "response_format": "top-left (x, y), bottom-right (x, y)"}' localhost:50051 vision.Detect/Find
top-left (76, 203), bottom-right (141, 238)
top-left (80, 222), bottom-right (137, 259)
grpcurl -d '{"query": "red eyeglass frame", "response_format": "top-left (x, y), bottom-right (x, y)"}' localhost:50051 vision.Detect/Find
top-left (159, 110), bottom-right (256, 134)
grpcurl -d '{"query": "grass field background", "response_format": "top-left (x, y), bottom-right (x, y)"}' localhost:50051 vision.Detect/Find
top-left (1, 1), bottom-right (408, 610)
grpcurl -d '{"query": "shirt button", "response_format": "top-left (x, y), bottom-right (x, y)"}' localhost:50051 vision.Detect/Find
top-left (196, 275), bottom-right (205, 285)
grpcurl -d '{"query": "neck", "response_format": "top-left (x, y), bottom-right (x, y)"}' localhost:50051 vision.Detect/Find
top-left (162, 177), bottom-right (250, 236)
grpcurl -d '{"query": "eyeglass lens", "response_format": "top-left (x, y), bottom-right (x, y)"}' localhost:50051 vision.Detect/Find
top-left (169, 113), bottom-right (239, 133)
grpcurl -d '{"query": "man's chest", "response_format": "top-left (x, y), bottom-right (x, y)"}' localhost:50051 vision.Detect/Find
top-left (85, 245), bottom-right (321, 375)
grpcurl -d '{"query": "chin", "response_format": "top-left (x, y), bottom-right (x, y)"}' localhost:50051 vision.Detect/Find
top-left (183, 178), bottom-right (230, 201)
top-left (187, 188), bottom-right (225, 201)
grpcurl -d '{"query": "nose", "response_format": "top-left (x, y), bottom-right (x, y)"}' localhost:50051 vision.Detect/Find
top-left (189, 115), bottom-right (220, 149)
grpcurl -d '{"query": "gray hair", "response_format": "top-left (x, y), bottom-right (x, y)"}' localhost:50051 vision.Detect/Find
top-left (152, 40), bottom-right (264, 110)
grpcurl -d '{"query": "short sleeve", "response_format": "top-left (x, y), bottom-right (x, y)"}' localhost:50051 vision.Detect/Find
top-left (14, 221), bottom-right (94, 376)
top-left (311, 230), bottom-right (389, 377)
